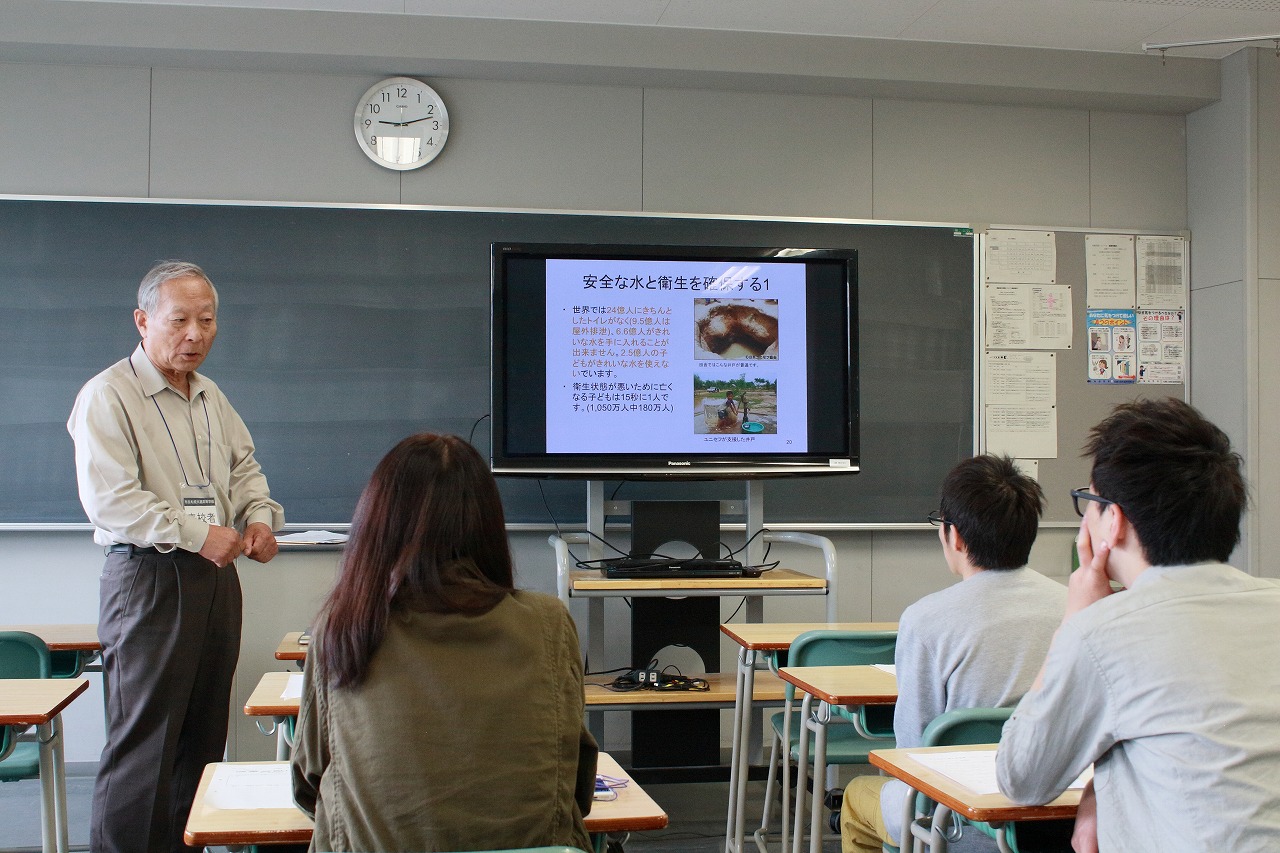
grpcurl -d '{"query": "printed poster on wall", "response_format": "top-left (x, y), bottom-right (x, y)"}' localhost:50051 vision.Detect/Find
top-left (1087, 309), bottom-right (1137, 384)
top-left (1085, 234), bottom-right (1135, 309)
top-left (984, 283), bottom-right (1072, 350)
top-left (1136, 236), bottom-right (1186, 310)
top-left (1136, 309), bottom-right (1185, 384)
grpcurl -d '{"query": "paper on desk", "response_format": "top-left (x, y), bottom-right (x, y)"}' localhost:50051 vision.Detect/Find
top-left (281, 673), bottom-right (303, 700)
top-left (872, 664), bottom-right (896, 675)
top-left (276, 530), bottom-right (348, 545)
top-left (908, 749), bottom-right (1092, 796)
top-left (206, 764), bottom-right (296, 810)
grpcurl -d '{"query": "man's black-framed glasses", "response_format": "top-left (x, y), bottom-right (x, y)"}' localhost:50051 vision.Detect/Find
top-left (1070, 487), bottom-right (1117, 518)
top-left (927, 510), bottom-right (950, 527)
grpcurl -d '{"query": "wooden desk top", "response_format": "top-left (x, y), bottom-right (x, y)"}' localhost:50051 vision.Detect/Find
top-left (184, 753), bottom-right (665, 846)
top-left (275, 632), bottom-right (308, 662)
top-left (0, 679), bottom-right (90, 725)
top-left (585, 670), bottom-right (786, 707)
top-left (720, 622), bottom-right (898, 651)
top-left (0, 624), bottom-right (100, 652)
top-left (244, 672), bottom-right (302, 717)
top-left (869, 744), bottom-right (1081, 823)
top-left (570, 567), bottom-right (826, 593)
top-left (777, 665), bottom-right (898, 706)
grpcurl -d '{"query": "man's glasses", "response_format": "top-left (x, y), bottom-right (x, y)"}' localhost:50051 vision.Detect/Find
top-left (1070, 487), bottom-right (1117, 518)
top-left (927, 510), bottom-right (949, 527)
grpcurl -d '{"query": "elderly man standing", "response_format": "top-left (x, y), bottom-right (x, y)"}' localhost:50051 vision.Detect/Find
top-left (68, 260), bottom-right (284, 853)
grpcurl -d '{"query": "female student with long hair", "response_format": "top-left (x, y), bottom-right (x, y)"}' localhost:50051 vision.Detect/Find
top-left (291, 433), bottom-right (596, 852)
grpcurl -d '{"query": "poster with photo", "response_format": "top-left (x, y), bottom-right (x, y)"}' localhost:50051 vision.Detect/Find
top-left (1136, 309), bottom-right (1185, 384)
top-left (1087, 309), bottom-right (1136, 384)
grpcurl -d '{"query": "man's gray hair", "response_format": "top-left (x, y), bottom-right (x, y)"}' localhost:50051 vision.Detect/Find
top-left (137, 261), bottom-right (219, 315)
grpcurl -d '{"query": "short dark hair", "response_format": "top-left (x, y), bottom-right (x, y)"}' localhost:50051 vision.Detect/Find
top-left (318, 433), bottom-right (514, 688)
top-left (939, 455), bottom-right (1044, 570)
top-left (1085, 397), bottom-right (1245, 566)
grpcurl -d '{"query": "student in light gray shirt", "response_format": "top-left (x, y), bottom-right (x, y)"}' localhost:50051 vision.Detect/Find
top-left (997, 398), bottom-right (1280, 852)
top-left (840, 455), bottom-right (1066, 853)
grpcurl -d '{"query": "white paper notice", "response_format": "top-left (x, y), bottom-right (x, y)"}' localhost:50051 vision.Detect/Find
top-left (205, 764), bottom-right (297, 810)
top-left (872, 664), bottom-right (896, 676)
top-left (1136, 236), bottom-right (1186, 310)
top-left (282, 673), bottom-right (304, 700)
top-left (909, 749), bottom-right (1092, 796)
top-left (985, 352), bottom-right (1056, 406)
top-left (1136, 309), bottom-right (1186, 384)
top-left (984, 284), bottom-right (1072, 350)
top-left (276, 530), bottom-right (348, 545)
top-left (1085, 234), bottom-right (1135, 308)
top-left (986, 230), bottom-right (1056, 284)
top-left (986, 405), bottom-right (1057, 459)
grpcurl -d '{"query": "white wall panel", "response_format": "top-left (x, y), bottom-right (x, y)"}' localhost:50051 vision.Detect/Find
top-left (401, 79), bottom-right (641, 211)
top-left (642, 88), bottom-right (873, 218)
top-left (1187, 51), bottom-right (1248, 291)
top-left (1089, 111), bottom-right (1187, 231)
top-left (1257, 52), bottom-right (1280, 281)
top-left (149, 69), bottom-right (400, 203)
top-left (873, 99), bottom-right (1089, 226)
top-left (0, 63), bottom-right (150, 197)
top-left (1259, 279), bottom-right (1280, 578)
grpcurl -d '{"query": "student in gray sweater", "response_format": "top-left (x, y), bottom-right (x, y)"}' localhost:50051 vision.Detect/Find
top-left (840, 455), bottom-right (1067, 853)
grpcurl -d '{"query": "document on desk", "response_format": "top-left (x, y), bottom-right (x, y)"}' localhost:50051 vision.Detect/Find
top-left (276, 530), bottom-right (348, 545)
top-left (872, 664), bottom-right (896, 675)
top-left (908, 749), bottom-right (1091, 796)
top-left (206, 764), bottom-right (296, 810)
top-left (282, 672), bottom-right (303, 700)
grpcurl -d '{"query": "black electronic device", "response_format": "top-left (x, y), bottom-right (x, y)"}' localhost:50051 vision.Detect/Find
top-left (600, 557), bottom-right (759, 579)
top-left (490, 243), bottom-right (858, 479)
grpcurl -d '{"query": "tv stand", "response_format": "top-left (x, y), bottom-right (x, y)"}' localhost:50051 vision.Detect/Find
top-left (549, 481), bottom-right (837, 779)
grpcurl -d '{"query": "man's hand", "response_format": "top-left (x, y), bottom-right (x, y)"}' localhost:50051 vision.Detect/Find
top-left (1068, 519), bottom-right (1115, 618)
top-left (241, 522), bottom-right (279, 563)
top-left (200, 524), bottom-right (244, 567)
top-left (1071, 779), bottom-right (1098, 853)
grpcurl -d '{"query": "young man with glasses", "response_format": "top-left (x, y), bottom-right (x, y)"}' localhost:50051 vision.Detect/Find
top-left (840, 454), bottom-right (1067, 853)
top-left (997, 397), bottom-right (1280, 852)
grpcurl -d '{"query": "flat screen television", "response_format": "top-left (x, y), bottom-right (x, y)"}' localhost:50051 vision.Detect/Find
top-left (490, 243), bottom-right (858, 479)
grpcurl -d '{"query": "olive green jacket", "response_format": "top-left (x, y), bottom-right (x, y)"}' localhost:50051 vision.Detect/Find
top-left (292, 590), bottom-right (596, 852)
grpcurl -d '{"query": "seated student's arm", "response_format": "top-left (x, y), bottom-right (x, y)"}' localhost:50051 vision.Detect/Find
top-left (995, 620), bottom-right (1115, 805)
top-left (291, 645), bottom-right (329, 818)
top-left (891, 607), bottom-right (943, 748)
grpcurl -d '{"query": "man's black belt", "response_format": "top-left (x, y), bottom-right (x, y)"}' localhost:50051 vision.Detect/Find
top-left (107, 544), bottom-right (161, 556)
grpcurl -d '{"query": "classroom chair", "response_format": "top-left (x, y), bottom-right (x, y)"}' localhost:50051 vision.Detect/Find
top-left (890, 706), bottom-right (1069, 853)
top-left (755, 629), bottom-right (897, 853)
top-left (0, 631), bottom-right (54, 789)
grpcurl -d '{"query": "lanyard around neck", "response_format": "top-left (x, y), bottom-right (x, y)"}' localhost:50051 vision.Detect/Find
top-left (130, 356), bottom-right (212, 488)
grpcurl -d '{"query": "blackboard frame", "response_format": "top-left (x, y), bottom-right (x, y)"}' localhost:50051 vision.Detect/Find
top-left (0, 196), bottom-right (977, 527)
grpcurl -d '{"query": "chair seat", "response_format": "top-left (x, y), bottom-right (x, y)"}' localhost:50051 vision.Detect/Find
top-left (769, 711), bottom-right (895, 763)
top-left (0, 741), bottom-right (41, 782)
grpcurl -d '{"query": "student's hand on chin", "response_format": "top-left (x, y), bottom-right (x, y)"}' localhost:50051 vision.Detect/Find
top-left (1068, 521), bottom-right (1114, 617)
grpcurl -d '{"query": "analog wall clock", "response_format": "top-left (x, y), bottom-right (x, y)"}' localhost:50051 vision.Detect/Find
top-left (354, 77), bottom-right (449, 170)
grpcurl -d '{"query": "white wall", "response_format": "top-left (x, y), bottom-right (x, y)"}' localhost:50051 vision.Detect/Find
top-left (0, 58), bottom-right (1188, 761)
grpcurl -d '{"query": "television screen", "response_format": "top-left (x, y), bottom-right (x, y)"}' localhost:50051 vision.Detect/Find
top-left (491, 243), bottom-right (858, 478)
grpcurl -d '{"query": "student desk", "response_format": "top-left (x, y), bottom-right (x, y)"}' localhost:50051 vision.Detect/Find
top-left (721, 622), bottom-right (897, 853)
top-left (274, 631), bottom-right (307, 663)
top-left (183, 752), bottom-right (667, 852)
top-left (869, 744), bottom-right (1081, 853)
top-left (777, 665), bottom-right (898, 853)
top-left (1, 678), bottom-right (90, 853)
top-left (244, 671), bottom-right (301, 759)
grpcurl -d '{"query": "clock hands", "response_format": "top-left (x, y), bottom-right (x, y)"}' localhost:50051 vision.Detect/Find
top-left (377, 116), bottom-right (433, 127)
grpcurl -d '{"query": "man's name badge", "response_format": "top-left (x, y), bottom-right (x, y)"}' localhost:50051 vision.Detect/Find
top-left (181, 486), bottom-right (221, 526)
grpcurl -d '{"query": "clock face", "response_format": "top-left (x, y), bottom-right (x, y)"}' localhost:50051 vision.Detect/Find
top-left (354, 77), bottom-right (450, 170)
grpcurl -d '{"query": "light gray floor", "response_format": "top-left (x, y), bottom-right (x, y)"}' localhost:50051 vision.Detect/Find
top-left (0, 772), bottom-right (998, 853)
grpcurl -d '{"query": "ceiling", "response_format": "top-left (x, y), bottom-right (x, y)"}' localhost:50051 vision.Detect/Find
top-left (56, 0), bottom-right (1280, 59)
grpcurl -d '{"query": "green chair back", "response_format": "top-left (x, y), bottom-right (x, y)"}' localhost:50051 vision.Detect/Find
top-left (787, 630), bottom-right (897, 736)
top-left (0, 631), bottom-right (53, 782)
top-left (0, 631), bottom-right (51, 679)
top-left (920, 706), bottom-right (1013, 747)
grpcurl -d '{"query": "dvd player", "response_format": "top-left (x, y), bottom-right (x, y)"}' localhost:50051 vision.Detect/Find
top-left (600, 557), bottom-right (761, 579)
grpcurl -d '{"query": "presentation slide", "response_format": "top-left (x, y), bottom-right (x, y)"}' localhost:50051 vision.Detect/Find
top-left (544, 258), bottom-right (810, 454)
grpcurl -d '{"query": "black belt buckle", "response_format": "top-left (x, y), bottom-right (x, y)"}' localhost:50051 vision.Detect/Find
top-left (107, 544), bottom-right (160, 556)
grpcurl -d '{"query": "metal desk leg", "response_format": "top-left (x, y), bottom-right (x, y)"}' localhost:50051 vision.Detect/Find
top-left (725, 647), bottom-right (756, 853)
top-left (807, 702), bottom-right (831, 853)
top-left (789, 692), bottom-right (814, 853)
top-left (36, 714), bottom-right (69, 853)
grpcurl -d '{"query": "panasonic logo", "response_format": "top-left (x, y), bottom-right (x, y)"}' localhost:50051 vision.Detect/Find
top-left (667, 460), bottom-right (692, 466)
